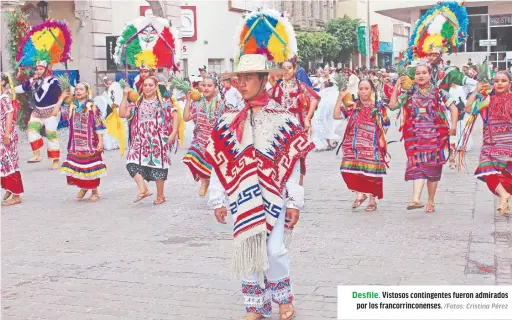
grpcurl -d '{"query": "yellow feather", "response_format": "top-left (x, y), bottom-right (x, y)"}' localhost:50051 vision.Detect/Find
top-left (267, 23), bottom-right (289, 63)
top-left (31, 28), bottom-right (57, 51)
top-left (135, 50), bottom-right (157, 69)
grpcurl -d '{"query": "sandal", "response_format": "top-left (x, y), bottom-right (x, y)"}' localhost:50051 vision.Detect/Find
top-left (240, 313), bottom-right (264, 320)
top-left (407, 201), bottom-right (424, 210)
top-left (498, 197), bottom-right (510, 216)
top-left (27, 157), bottom-right (41, 163)
top-left (425, 203), bottom-right (435, 213)
top-left (134, 189), bottom-right (152, 203)
top-left (2, 197), bottom-right (22, 206)
top-left (88, 194), bottom-right (100, 202)
top-left (352, 194), bottom-right (368, 209)
top-left (52, 160), bottom-right (60, 170)
top-left (77, 189), bottom-right (88, 200)
top-left (153, 197), bottom-right (166, 205)
top-left (3, 191), bottom-right (12, 201)
top-left (365, 201), bottom-right (377, 212)
top-left (280, 304), bottom-right (296, 320)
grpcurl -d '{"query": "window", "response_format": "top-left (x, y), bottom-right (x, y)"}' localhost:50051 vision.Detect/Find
top-left (405, 26), bottom-right (410, 38)
top-left (208, 59), bottom-right (223, 74)
top-left (491, 25), bottom-right (512, 54)
top-left (466, 6), bottom-right (488, 15)
top-left (465, 15), bottom-right (488, 52)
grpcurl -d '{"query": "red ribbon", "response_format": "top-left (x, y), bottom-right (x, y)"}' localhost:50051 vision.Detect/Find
top-left (228, 92), bottom-right (269, 142)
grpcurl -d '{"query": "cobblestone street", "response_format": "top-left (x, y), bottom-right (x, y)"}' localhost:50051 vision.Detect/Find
top-left (1, 119), bottom-right (511, 319)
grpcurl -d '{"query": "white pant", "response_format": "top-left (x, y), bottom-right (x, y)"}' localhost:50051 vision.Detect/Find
top-left (240, 209), bottom-right (293, 317)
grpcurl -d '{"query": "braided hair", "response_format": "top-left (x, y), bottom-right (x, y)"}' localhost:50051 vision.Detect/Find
top-left (206, 74), bottom-right (224, 100)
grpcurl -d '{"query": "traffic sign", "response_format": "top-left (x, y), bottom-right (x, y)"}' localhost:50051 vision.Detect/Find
top-left (479, 39), bottom-right (497, 46)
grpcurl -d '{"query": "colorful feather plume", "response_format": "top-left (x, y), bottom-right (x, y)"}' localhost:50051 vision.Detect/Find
top-left (114, 14), bottom-right (181, 71)
top-left (405, 1), bottom-right (468, 62)
top-left (234, 9), bottom-right (297, 64)
top-left (16, 20), bottom-right (72, 67)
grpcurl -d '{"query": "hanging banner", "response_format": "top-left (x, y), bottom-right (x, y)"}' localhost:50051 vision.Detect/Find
top-left (357, 26), bottom-right (367, 56)
top-left (371, 24), bottom-right (379, 55)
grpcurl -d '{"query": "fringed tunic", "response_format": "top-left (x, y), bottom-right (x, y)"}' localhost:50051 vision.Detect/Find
top-left (61, 100), bottom-right (107, 190)
top-left (0, 94), bottom-right (23, 195)
top-left (183, 97), bottom-right (226, 181)
top-left (340, 100), bottom-right (390, 198)
top-left (472, 92), bottom-right (512, 194)
top-left (394, 85), bottom-right (453, 182)
top-left (126, 99), bottom-right (176, 181)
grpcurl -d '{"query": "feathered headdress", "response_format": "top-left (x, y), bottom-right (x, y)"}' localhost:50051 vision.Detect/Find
top-left (227, 9), bottom-right (296, 76)
top-left (405, 1), bottom-right (468, 61)
top-left (16, 20), bottom-right (72, 68)
top-left (114, 11), bottom-right (181, 72)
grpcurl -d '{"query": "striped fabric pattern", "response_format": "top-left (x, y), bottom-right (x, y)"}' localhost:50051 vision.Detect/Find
top-left (183, 147), bottom-right (212, 180)
top-left (61, 153), bottom-right (106, 180)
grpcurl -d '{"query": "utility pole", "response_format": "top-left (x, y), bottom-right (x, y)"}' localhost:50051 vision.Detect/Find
top-left (366, 0), bottom-right (371, 68)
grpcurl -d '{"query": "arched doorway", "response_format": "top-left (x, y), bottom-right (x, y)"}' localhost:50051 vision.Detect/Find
top-left (146, 0), bottom-right (164, 17)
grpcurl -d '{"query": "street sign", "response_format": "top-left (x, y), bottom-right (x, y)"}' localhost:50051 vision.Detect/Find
top-left (479, 39), bottom-right (497, 47)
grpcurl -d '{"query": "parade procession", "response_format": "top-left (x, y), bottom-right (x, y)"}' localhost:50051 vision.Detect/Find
top-left (1, 1), bottom-right (512, 319)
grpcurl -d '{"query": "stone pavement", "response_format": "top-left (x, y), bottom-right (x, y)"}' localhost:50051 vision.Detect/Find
top-left (1, 119), bottom-right (511, 320)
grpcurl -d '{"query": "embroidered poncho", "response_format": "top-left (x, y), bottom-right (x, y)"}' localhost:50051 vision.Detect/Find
top-left (205, 98), bottom-right (314, 284)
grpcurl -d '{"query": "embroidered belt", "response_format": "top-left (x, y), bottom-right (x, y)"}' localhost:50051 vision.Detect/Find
top-left (418, 107), bottom-right (427, 114)
top-left (32, 105), bottom-right (57, 119)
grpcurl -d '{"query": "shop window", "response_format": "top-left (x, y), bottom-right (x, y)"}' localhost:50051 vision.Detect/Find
top-left (466, 6), bottom-right (488, 15)
top-left (465, 15), bottom-right (488, 52)
top-left (208, 59), bottom-right (223, 74)
top-left (490, 26), bottom-right (512, 52)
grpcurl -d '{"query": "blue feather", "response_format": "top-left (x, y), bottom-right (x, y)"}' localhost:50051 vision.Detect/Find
top-left (21, 40), bottom-right (37, 67)
top-left (246, 14), bottom-right (278, 47)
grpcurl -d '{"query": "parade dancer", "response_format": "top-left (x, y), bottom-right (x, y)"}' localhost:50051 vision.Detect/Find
top-left (54, 82), bottom-right (107, 202)
top-left (335, 79), bottom-right (390, 211)
top-left (183, 76), bottom-right (227, 197)
top-left (206, 10), bottom-right (313, 320)
top-left (268, 59), bottom-right (319, 184)
top-left (133, 64), bottom-right (155, 93)
top-left (1, 73), bottom-right (24, 206)
top-left (402, 1), bottom-right (474, 169)
top-left (389, 62), bottom-right (458, 213)
top-left (15, 60), bottom-right (62, 169)
top-left (119, 77), bottom-right (179, 205)
top-left (221, 76), bottom-right (243, 109)
top-left (463, 72), bottom-right (512, 215)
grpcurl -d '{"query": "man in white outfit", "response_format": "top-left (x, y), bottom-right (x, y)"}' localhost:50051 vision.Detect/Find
top-left (221, 77), bottom-right (243, 109)
top-left (206, 53), bottom-right (313, 320)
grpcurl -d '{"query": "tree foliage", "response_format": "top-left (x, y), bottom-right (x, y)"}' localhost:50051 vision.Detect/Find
top-left (325, 15), bottom-right (361, 63)
top-left (296, 32), bottom-right (340, 64)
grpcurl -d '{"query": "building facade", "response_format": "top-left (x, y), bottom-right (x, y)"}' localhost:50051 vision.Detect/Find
top-left (1, 0), bottom-right (182, 94)
top-left (376, 0), bottom-right (512, 69)
top-left (278, 0), bottom-right (338, 32)
top-left (336, 0), bottom-right (411, 68)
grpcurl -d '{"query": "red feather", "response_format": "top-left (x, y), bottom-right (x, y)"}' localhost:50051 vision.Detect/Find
top-left (154, 27), bottom-right (176, 69)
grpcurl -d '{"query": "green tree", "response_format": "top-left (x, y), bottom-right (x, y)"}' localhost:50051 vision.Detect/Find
top-left (296, 32), bottom-right (340, 66)
top-left (325, 15), bottom-right (361, 64)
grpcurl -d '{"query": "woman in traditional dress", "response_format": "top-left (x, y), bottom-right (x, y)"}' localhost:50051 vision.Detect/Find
top-left (119, 76), bottom-right (180, 205)
top-left (183, 76), bottom-right (226, 197)
top-left (389, 62), bottom-right (458, 213)
top-left (1, 73), bottom-right (24, 206)
top-left (335, 79), bottom-right (390, 211)
top-left (268, 59), bottom-right (320, 184)
top-left (54, 82), bottom-right (107, 202)
top-left (464, 72), bottom-right (512, 215)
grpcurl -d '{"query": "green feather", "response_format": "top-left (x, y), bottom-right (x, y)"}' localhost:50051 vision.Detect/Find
top-left (118, 25), bottom-right (141, 67)
top-left (440, 21), bottom-right (455, 43)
